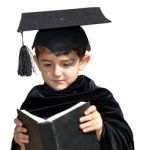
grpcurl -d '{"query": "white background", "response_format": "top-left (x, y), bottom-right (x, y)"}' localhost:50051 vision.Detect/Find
top-left (0, 0), bottom-right (142, 149)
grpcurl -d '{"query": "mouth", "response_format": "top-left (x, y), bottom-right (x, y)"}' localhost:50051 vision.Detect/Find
top-left (52, 80), bottom-right (64, 84)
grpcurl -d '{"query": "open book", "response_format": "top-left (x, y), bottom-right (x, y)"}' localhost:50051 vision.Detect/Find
top-left (17, 101), bottom-right (100, 150)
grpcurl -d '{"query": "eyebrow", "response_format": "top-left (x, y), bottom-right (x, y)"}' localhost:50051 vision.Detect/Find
top-left (62, 58), bottom-right (75, 62)
top-left (41, 59), bottom-right (53, 62)
top-left (41, 58), bottom-right (76, 63)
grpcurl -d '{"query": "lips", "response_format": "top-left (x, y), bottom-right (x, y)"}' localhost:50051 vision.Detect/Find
top-left (52, 80), bottom-right (64, 84)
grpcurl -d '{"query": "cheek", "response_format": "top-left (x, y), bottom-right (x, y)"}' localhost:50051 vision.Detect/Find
top-left (65, 67), bottom-right (79, 77)
top-left (40, 69), bottom-right (51, 80)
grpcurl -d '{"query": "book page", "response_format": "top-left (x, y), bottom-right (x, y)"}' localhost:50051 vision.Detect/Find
top-left (20, 110), bottom-right (45, 123)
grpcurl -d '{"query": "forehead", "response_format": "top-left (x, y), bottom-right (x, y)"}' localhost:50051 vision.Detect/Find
top-left (37, 49), bottom-right (79, 60)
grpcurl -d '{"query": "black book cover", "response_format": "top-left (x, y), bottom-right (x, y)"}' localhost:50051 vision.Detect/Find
top-left (17, 101), bottom-right (100, 150)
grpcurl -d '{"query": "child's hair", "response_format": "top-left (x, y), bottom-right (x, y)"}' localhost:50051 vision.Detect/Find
top-left (34, 45), bottom-right (86, 60)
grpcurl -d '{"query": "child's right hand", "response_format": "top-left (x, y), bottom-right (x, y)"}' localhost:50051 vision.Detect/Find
top-left (14, 118), bottom-right (29, 150)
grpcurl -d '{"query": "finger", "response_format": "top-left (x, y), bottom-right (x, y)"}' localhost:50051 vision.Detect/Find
top-left (80, 112), bottom-right (97, 123)
top-left (79, 120), bottom-right (96, 130)
top-left (80, 122), bottom-right (102, 133)
top-left (14, 126), bottom-right (27, 134)
top-left (80, 121), bottom-right (102, 131)
top-left (84, 105), bottom-right (97, 115)
top-left (14, 132), bottom-right (29, 145)
top-left (14, 132), bottom-right (29, 140)
top-left (82, 125), bottom-right (97, 133)
top-left (14, 137), bottom-right (29, 145)
top-left (14, 118), bottom-right (23, 126)
top-left (79, 112), bottom-right (103, 131)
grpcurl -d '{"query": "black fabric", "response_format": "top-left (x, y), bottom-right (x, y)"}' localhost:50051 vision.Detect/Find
top-left (11, 75), bottom-right (134, 150)
top-left (18, 7), bottom-right (111, 32)
top-left (32, 27), bottom-right (91, 55)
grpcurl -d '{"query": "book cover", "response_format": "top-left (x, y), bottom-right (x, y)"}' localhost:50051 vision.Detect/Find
top-left (17, 101), bottom-right (100, 150)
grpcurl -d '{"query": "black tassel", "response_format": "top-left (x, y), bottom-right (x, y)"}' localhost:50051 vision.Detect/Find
top-left (17, 45), bottom-right (34, 76)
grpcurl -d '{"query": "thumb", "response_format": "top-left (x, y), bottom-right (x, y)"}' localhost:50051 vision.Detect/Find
top-left (14, 118), bottom-right (22, 127)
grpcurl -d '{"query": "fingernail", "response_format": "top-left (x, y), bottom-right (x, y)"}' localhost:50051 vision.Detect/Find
top-left (80, 117), bottom-right (83, 122)
top-left (19, 123), bottom-right (22, 126)
top-left (84, 111), bottom-right (88, 115)
top-left (26, 139), bottom-right (29, 143)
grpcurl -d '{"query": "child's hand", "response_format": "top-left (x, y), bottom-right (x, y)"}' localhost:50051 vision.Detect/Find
top-left (13, 118), bottom-right (29, 150)
top-left (79, 105), bottom-right (103, 140)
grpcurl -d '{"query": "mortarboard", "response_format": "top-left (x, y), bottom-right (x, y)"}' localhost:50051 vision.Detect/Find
top-left (17, 7), bottom-right (111, 76)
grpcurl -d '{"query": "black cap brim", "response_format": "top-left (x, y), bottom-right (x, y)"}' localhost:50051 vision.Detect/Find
top-left (18, 7), bottom-right (111, 32)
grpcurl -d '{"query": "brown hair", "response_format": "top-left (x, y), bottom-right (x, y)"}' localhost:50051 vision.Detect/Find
top-left (34, 45), bottom-right (86, 60)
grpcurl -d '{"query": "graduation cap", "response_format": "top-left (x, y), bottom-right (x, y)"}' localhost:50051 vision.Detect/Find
top-left (17, 7), bottom-right (111, 76)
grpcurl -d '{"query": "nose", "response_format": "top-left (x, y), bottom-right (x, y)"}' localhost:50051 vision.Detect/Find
top-left (53, 65), bottom-right (62, 77)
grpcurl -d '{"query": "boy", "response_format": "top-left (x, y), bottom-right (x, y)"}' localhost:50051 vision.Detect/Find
top-left (11, 8), bottom-right (134, 150)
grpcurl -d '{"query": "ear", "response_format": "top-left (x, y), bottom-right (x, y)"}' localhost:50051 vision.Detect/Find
top-left (33, 55), bottom-right (41, 71)
top-left (79, 54), bottom-right (90, 71)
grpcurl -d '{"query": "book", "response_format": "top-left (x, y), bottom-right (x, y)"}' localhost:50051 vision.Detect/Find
top-left (17, 101), bottom-right (100, 150)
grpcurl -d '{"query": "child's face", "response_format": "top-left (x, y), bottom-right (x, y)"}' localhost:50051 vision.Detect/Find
top-left (34, 49), bottom-right (90, 91)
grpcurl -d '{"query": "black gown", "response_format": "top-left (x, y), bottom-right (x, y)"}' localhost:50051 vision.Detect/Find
top-left (11, 75), bottom-right (134, 150)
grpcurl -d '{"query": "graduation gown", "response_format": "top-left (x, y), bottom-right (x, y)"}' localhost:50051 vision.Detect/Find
top-left (11, 75), bottom-right (134, 150)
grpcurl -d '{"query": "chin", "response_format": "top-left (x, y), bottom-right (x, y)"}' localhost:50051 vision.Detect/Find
top-left (52, 85), bottom-right (68, 91)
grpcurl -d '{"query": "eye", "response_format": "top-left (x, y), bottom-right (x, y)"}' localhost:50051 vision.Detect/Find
top-left (62, 63), bottom-right (73, 67)
top-left (44, 64), bottom-right (52, 67)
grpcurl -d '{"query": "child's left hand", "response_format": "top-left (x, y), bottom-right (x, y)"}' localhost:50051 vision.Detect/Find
top-left (79, 105), bottom-right (103, 140)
